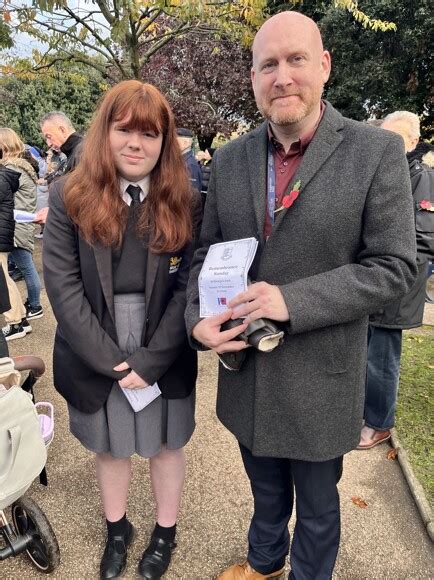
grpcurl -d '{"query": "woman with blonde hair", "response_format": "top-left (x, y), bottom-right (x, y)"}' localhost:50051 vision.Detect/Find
top-left (43, 80), bottom-right (201, 579)
top-left (0, 127), bottom-right (43, 341)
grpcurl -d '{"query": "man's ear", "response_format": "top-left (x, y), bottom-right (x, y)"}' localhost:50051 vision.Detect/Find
top-left (321, 51), bottom-right (331, 83)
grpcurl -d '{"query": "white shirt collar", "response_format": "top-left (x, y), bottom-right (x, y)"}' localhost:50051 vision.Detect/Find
top-left (119, 175), bottom-right (150, 206)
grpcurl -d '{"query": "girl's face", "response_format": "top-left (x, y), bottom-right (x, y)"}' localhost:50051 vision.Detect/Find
top-left (109, 118), bottom-right (163, 182)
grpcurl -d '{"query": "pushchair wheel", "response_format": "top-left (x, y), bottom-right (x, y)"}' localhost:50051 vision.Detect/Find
top-left (11, 496), bottom-right (60, 573)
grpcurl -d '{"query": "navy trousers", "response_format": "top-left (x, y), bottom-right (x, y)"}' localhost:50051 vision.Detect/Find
top-left (239, 444), bottom-right (343, 580)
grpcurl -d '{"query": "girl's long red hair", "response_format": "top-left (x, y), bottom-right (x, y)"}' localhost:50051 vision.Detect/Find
top-left (63, 80), bottom-right (192, 253)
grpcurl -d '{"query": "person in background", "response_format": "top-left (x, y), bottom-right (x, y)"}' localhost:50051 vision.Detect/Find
top-left (26, 144), bottom-right (47, 177)
top-left (0, 128), bottom-right (43, 334)
top-left (34, 114), bottom-right (83, 227)
top-left (0, 264), bottom-right (11, 356)
top-left (197, 147), bottom-right (215, 208)
top-left (185, 12), bottom-right (417, 580)
top-left (40, 111), bottom-right (82, 174)
top-left (176, 128), bottom-right (202, 193)
top-left (43, 80), bottom-right (201, 580)
top-left (406, 141), bottom-right (434, 303)
top-left (0, 163), bottom-right (27, 342)
top-left (358, 111), bottom-right (434, 449)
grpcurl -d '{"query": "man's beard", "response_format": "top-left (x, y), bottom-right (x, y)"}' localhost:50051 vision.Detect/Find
top-left (257, 89), bottom-right (322, 126)
top-left (260, 100), bottom-right (309, 126)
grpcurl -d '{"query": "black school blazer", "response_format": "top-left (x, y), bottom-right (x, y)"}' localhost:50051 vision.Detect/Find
top-left (43, 179), bottom-right (201, 414)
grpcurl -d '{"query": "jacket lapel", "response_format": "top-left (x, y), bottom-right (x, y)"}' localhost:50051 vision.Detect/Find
top-left (246, 123), bottom-right (269, 243)
top-left (273, 103), bottom-right (345, 231)
top-left (145, 251), bottom-right (160, 313)
top-left (93, 242), bottom-right (115, 323)
top-left (93, 236), bottom-right (160, 323)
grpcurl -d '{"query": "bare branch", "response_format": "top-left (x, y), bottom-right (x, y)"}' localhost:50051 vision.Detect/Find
top-left (140, 24), bottom-right (193, 64)
top-left (113, 0), bottom-right (119, 20)
top-left (94, 0), bottom-right (115, 25)
top-left (139, 20), bottom-right (191, 46)
top-left (32, 18), bottom-right (114, 62)
top-left (62, 5), bottom-right (129, 78)
top-left (30, 52), bottom-right (110, 79)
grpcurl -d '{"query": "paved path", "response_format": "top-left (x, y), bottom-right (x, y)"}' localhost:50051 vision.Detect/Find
top-left (1, 241), bottom-right (433, 579)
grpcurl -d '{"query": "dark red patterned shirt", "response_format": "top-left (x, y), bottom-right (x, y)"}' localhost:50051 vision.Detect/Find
top-left (264, 102), bottom-right (325, 238)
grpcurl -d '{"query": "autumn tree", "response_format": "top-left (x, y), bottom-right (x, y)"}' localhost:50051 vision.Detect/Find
top-left (320, 0), bottom-right (432, 134)
top-left (0, 1), bottom-right (397, 81)
top-left (0, 61), bottom-right (106, 147)
top-left (269, 0), bottom-right (432, 134)
top-left (141, 28), bottom-right (258, 145)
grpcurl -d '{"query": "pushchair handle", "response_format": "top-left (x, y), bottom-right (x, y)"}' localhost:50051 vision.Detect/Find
top-left (12, 356), bottom-right (45, 379)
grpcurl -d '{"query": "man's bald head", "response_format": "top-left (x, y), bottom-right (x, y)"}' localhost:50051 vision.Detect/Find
top-left (252, 12), bottom-right (324, 68)
top-left (250, 11), bottom-right (330, 132)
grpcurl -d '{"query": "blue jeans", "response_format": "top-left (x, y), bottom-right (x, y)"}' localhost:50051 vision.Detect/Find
top-left (10, 248), bottom-right (41, 310)
top-left (364, 325), bottom-right (402, 431)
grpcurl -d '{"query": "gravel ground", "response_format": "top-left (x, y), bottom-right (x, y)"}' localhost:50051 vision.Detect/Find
top-left (1, 241), bottom-right (433, 579)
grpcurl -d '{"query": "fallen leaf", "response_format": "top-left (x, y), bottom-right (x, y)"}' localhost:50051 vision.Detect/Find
top-left (351, 496), bottom-right (368, 509)
top-left (387, 448), bottom-right (398, 460)
top-left (428, 365), bottom-right (434, 369)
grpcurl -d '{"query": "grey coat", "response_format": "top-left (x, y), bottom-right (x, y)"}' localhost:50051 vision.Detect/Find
top-left (5, 158), bottom-right (37, 253)
top-left (185, 103), bottom-right (417, 461)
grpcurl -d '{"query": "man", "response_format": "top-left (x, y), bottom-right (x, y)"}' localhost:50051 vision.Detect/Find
top-left (176, 127), bottom-right (202, 192)
top-left (35, 112), bottom-right (83, 225)
top-left (185, 12), bottom-right (417, 580)
top-left (40, 111), bottom-right (82, 175)
top-left (359, 111), bottom-right (434, 449)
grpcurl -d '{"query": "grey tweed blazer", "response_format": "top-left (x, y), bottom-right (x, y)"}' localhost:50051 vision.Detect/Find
top-left (185, 103), bottom-right (417, 461)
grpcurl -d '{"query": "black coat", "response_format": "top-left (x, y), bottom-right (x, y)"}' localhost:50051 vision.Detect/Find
top-left (0, 165), bottom-right (20, 252)
top-left (47, 132), bottom-right (83, 184)
top-left (0, 265), bottom-right (9, 356)
top-left (0, 264), bottom-right (11, 314)
top-left (370, 158), bottom-right (434, 329)
top-left (43, 180), bottom-right (202, 413)
top-left (200, 161), bottom-right (212, 194)
top-left (60, 132), bottom-right (83, 173)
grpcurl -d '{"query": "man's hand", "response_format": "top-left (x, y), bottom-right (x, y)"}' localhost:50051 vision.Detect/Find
top-left (113, 361), bottom-right (149, 389)
top-left (34, 207), bottom-right (49, 224)
top-left (229, 282), bottom-right (289, 323)
top-left (192, 309), bottom-right (249, 353)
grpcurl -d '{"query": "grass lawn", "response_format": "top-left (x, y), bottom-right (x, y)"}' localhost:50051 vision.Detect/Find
top-left (396, 327), bottom-right (433, 508)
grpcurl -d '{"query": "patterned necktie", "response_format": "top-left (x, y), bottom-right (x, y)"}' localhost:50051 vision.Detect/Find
top-left (126, 184), bottom-right (142, 206)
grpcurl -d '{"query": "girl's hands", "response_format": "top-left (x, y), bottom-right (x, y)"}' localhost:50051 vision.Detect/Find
top-left (113, 362), bottom-right (149, 389)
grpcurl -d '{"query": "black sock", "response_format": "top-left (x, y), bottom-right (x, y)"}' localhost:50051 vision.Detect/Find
top-left (106, 513), bottom-right (128, 538)
top-left (153, 522), bottom-right (176, 543)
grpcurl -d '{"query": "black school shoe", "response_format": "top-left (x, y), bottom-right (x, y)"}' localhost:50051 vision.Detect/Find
top-left (138, 535), bottom-right (176, 579)
top-left (100, 521), bottom-right (135, 579)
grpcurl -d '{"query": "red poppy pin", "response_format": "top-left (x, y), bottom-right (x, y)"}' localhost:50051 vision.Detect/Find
top-left (275, 180), bottom-right (302, 214)
top-left (418, 199), bottom-right (434, 212)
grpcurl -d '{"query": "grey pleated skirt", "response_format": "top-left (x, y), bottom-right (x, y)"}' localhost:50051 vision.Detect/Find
top-left (68, 293), bottom-right (195, 458)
